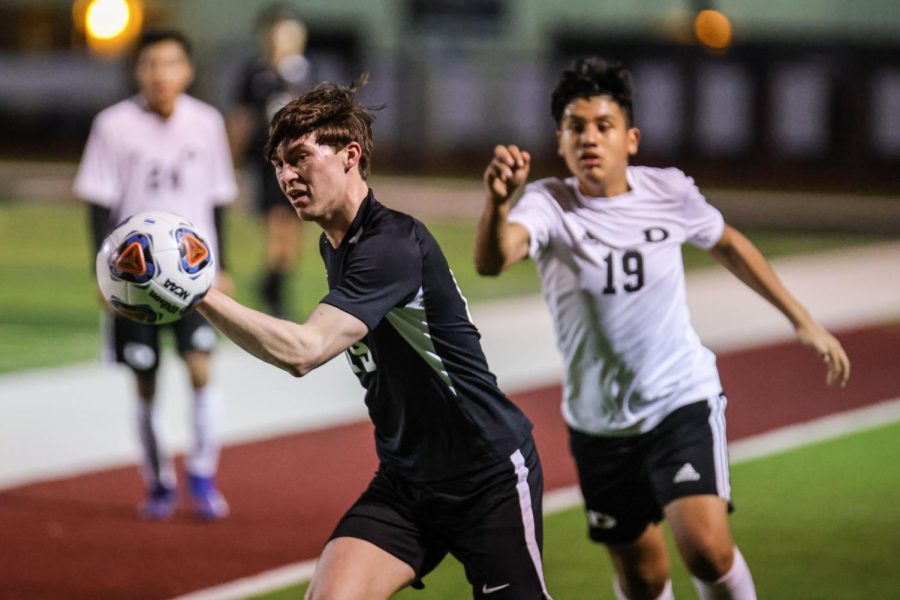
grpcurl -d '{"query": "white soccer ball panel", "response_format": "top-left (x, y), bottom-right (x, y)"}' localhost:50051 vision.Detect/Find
top-left (95, 211), bottom-right (216, 325)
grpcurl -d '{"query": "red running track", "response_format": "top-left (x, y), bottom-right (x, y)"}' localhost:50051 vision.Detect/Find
top-left (0, 323), bottom-right (897, 599)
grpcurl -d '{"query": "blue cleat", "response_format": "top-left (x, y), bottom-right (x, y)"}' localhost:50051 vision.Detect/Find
top-left (187, 474), bottom-right (229, 520)
top-left (139, 484), bottom-right (177, 520)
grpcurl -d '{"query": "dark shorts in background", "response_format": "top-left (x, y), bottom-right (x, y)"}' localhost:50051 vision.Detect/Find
top-left (250, 162), bottom-right (287, 215)
top-left (330, 435), bottom-right (550, 599)
top-left (105, 310), bottom-right (216, 374)
top-left (569, 396), bottom-right (731, 544)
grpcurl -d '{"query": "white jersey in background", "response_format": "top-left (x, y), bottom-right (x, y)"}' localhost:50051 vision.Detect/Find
top-left (73, 94), bottom-right (237, 254)
top-left (508, 166), bottom-right (725, 435)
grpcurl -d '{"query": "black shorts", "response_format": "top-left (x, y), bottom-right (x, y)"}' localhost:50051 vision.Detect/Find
top-left (330, 435), bottom-right (550, 599)
top-left (105, 310), bottom-right (217, 374)
top-left (569, 397), bottom-right (732, 544)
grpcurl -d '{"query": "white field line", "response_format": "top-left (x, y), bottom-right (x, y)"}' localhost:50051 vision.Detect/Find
top-left (171, 397), bottom-right (900, 600)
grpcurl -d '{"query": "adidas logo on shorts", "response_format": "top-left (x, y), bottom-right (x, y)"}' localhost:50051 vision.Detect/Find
top-left (673, 462), bottom-right (702, 484)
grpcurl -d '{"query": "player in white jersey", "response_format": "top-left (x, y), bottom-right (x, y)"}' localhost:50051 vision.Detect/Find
top-left (74, 30), bottom-right (238, 521)
top-left (476, 57), bottom-right (850, 600)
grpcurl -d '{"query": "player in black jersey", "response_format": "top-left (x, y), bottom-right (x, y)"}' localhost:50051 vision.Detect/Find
top-left (227, 4), bottom-right (315, 317)
top-left (198, 78), bottom-right (551, 599)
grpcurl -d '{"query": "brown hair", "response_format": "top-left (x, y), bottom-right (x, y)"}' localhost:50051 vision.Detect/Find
top-left (265, 76), bottom-right (375, 179)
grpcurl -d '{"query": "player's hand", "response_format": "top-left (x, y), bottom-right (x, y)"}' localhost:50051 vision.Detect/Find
top-left (795, 321), bottom-right (850, 387)
top-left (484, 144), bottom-right (531, 205)
top-left (214, 271), bottom-right (235, 296)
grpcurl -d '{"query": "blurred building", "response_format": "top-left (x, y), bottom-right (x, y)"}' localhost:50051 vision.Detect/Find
top-left (1, 0), bottom-right (899, 190)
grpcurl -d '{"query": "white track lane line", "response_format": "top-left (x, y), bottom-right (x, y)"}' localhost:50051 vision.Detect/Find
top-left (171, 397), bottom-right (900, 600)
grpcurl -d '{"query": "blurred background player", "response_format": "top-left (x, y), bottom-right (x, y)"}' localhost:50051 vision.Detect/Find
top-left (476, 57), bottom-right (850, 600)
top-left (74, 29), bottom-right (238, 521)
top-left (228, 3), bottom-right (315, 318)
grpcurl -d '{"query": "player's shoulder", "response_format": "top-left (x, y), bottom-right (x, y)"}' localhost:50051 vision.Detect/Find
top-left (628, 165), bottom-right (695, 196)
top-left (240, 55), bottom-right (267, 78)
top-left (179, 95), bottom-right (226, 123)
top-left (525, 176), bottom-right (567, 195)
top-left (367, 200), bottom-right (420, 239)
top-left (353, 200), bottom-right (425, 263)
top-left (523, 176), bottom-right (574, 202)
top-left (92, 97), bottom-right (143, 128)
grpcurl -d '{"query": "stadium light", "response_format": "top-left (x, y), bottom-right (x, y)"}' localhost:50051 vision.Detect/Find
top-left (73, 0), bottom-right (144, 55)
top-left (86, 0), bottom-right (130, 40)
top-left (694, 9), bottom-right (733, 52)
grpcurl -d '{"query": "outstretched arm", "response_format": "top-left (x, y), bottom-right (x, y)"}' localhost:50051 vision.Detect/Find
top-left (708, 225), bottom-right (850, 386)
top-left (197, 288), bottom-right (368, 377)
top-left (474, 144), bottom-right (533, 276)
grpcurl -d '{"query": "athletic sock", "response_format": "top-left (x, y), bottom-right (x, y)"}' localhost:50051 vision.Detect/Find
top-left (135, 398), bottom-right (175, 490)
top-left (186, 385), bottom-right (222, 478)
top-left (613, 578), bottom-right (674, 600)
top-left (692, 546), bottom-right (757, 600)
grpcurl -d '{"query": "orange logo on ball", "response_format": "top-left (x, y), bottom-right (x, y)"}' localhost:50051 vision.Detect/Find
top-left (116, 241), bottom-right (147, 276)
top-left (182, 233), bottom-right (209, 267)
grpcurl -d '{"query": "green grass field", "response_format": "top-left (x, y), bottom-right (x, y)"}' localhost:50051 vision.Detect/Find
top-left (0, 201), bottom-right (888, 374)
top-left (2, 200), bottom-right (897, 598)
top-left (254, 421), bottom-right (900, 600)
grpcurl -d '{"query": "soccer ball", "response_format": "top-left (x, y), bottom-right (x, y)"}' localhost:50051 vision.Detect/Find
top-left (96, 211), bottom-right (216, 325)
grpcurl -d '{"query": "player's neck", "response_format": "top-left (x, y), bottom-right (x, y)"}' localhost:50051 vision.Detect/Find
top-left (577, 171), bottom-right (630, 198)
top-left (143, 96), bottom-right (179, 119)
top-left (320, 180), bottom-right (370, 248)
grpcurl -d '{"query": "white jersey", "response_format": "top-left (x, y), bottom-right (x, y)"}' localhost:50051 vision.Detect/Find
top-left (508, 166), bottom-right (725, 435)
top-left (74, 94), bottom-right (237, 254)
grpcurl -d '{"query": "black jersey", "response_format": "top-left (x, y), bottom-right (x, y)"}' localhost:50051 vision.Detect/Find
top-left (320, 191), bottom-right (533, 482)
top-left (234, 56), bottom-right (315, 163)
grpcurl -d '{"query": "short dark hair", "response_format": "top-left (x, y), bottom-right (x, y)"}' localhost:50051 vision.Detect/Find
top-left (550, 57), bottom-right (635, 128)
top-left (133, 29), bottom-right (193, 64)
top-left (265, 76), bottom-right (376, 180)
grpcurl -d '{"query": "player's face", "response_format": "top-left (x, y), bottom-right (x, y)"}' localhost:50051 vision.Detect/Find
top-left (263, 19), bottom-right (307, 66)
top-left (271, 134), bottom-right (353, 222)
top-left (556, 96), bottom-right (640, 197)
top-left (135, 40), bottom-right (194, 117)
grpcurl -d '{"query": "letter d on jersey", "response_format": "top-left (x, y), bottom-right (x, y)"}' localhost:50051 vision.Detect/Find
top-left (643, 227), bottom-right (670, 242)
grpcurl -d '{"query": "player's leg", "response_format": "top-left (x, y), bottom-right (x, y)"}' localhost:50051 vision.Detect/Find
top-left (665, 496), bottom-right (755, 599)
top-left (307, 537), bottom-right (416, 600)
top-left (439, 436), bottom-right (550, 599)
top-left (176, 314), bottom-right (227, 519)
top-left (568, 427), bottom-right (673, 599)
top-left (650, 397), bottom-right (757, 599)
top-left (606, 525), bottom-right (673, 600)
top-left (312, 469), bottom-right (440, 599)
top-left (259, 169), bottom-right (300, 318)
top-left (110, 314), bottom-right (175, 519)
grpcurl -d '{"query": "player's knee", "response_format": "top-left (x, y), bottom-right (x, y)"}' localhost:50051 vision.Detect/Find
top-left (679, 536), bottom-right (733, 581)
top-left (188, 371), bottom-right (210, 389)
top-left (135, 373), bottom-right (157, 400)
top-left (306, 578), bottom-right (385, 600)
top-left (611, 550), bottom-right (670, 599)
top-left (618, 570), bottom-right (670, 600)
top-left (304, 578), bottom-right (342, 600)
top-left (182, 352), bottom-right (211, 388)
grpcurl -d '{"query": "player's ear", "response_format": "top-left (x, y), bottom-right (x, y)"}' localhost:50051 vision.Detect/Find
top-left (178, 66), bottom-right (195, 93)
top-left (627, 127), bottom-right (640, 156)
top-left (343, 141), bottom-right (362, 173)
top-left (556, 129), bottom-right (564, 157)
